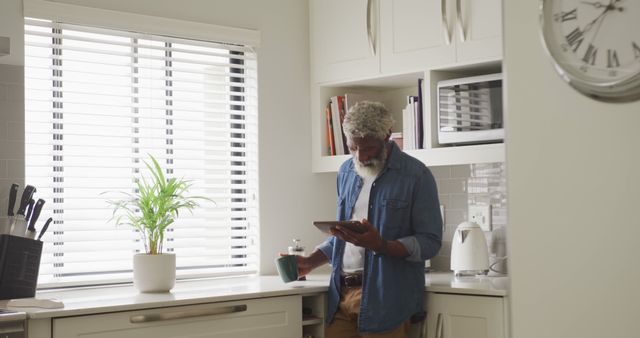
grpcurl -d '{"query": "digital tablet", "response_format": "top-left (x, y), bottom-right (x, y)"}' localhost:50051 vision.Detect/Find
top-left (313, 221), bottom-right (365, 234)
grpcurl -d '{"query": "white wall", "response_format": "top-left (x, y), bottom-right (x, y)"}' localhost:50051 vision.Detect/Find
top-left (0, 0), bottom-right (336, 275)
top-left (504, 2), bottom-right (640, 338)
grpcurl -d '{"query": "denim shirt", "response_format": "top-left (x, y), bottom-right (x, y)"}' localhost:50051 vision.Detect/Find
top-left (317, 142), bottom-right (443, 333)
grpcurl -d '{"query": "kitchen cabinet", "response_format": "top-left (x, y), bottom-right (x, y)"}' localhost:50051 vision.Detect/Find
top-left (17, 274), bottom-right (508, 338)
top-left (379, 0), bottom-right (503, 74)
top-left (52, 296), bottom-right (301, 338)
top-left (379, 0), bottom-right (455, 74)
top-left (309, 0), bottom-right (378, 83)
top-left (452, 0), bottom-right (503, 63)
top-left (309, 0), bottom-right (504, 172)
top-left (309, 0), bottom-right (502, 83)
top-left (421, 292), bottom-right (507, 338)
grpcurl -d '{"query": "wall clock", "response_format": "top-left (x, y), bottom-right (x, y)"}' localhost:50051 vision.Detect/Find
top-left (540, 0), bottom-right (640, 102)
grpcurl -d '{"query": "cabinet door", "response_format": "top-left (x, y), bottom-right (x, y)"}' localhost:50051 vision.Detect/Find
top-left (454, 0), bottom-right (503, 63)
top-left (380, 0), bottom-right (455, 74)
top-left (309, 0), bottom-right (379, 83)
top-left (425, 293), bottom-right (505, 338)
top-left (53, 296), bottom-right (301, 338)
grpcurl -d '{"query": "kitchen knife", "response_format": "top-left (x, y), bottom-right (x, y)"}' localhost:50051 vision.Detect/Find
top-left (25, 198), bottom-right (35, 224)
top-left (10, 185), bottom-right (36, 237)
top-left (1, 183), bottom-right (19, 235)
top-left (37, 217), bottom-right (52, 241)
top-left (7, 183), bottom-right (18, 217)
top-left (15, 185), bottom-right (36, 217)
top-left (26, 199), bottom-right (45, 239)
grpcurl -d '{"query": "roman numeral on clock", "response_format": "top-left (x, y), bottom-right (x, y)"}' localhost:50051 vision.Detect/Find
top-left (607, 49), bottom-right (620, 68)
top-left (582, 44), bottom-right (597, 65)
top-left (566, 28), bottom-right (584, 52)
top-left (633, 42), bottom-right (640, 59)
top-left (559, 8), bottom-right (578, 22)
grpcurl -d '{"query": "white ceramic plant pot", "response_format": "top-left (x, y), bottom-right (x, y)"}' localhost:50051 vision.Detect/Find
top-left (133, 253), bottom-right (176, 293)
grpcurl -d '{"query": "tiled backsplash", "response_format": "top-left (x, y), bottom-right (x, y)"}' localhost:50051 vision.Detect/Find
top-left (0, 64), bottom-right (25, 222)
top-left (429, 162), bottom-right (507, 274)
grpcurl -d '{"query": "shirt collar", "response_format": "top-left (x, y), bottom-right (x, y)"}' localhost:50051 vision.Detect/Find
top-left (385, 141), bottom-right (402, 170)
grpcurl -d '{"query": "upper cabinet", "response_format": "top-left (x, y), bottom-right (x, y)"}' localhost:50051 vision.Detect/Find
top-left (309, 0), bottom-right (378, 83)
top-left (309, 0), bottom-right (505, 172)
top-left (379, 0), bottom-right (455, 74)
top-left (310, 0), bottom-right (503, 83)
top-left (380, 0), bottom-right (502, 74)
top-left (453, 0), bottom-right (503, 63)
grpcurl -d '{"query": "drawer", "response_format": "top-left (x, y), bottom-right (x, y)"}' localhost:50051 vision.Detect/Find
top-left (53, 295), bottom-right (301, 338)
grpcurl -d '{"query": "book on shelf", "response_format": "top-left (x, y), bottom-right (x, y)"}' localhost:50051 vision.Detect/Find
top-left (401, 79), bottom-right (425, 150)
top-left (402, 101), bottom-right (415, 150)
top-left (323, 92), bottom-right (370, 156)
top-left (417, 78), bottom-right (424, 149)
top-left (413, 96), bottom-right (422, 149)
top-left (330, 95), bottom-right (347, 155)
top-left (325, 102), bottom-right (336, 155)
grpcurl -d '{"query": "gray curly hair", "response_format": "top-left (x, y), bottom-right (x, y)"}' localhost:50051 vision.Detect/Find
top-left (342, 101), bottom-right (394, 140)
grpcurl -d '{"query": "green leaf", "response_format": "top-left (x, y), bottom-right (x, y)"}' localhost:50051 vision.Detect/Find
top-left (105, 154), bottom-right (215, 254)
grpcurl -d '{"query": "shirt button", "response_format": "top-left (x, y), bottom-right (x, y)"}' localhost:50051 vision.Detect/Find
top-left (369, 205), bottom-right (373, 209)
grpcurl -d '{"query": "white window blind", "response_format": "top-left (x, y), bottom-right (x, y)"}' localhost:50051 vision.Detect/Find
top-left (24, 18), bottom-right (259, 287)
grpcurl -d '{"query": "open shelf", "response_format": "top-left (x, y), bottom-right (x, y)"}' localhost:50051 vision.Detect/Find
top-left (310, 62), bottom-right (504, 173)
top-left (303, 316), bottom-right (324, 326)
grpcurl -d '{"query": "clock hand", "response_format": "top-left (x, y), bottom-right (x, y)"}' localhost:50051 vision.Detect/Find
top-left (581, 1), bottom-right (607, 8)
top-left (582, 5), bottom-right (611, 34)
top-left (607, 0), bottom-right (624, 11)
top-left (587, 9), bottom-right (606, 47)
top-left (584, 0), bottom-right (620, 56)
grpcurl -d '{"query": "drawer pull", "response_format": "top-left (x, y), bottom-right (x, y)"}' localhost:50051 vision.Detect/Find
top-left (129, 304), bottom-right (247, 323)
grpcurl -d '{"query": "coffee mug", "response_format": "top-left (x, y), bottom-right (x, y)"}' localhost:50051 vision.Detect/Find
top-left (275, 255), bottom-right (298, 283)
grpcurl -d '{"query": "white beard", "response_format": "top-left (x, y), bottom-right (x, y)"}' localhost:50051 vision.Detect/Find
top-left (352, 145), bottom-right (388, 179)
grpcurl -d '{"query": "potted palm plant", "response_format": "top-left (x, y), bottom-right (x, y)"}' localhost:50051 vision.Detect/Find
top-left (108, 155), bottom-right (212, 292)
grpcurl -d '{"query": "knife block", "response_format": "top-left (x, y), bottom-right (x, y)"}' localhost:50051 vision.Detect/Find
top-left (0, 234), bottom-right (43, 300)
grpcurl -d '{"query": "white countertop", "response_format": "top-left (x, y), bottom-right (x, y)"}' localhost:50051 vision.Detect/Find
top-left (0, 272), bottom-right (508, 319)
top-left (426, 272), bottom-right (509, 297)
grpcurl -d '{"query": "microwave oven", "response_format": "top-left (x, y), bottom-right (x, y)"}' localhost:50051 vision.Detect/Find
top-left (437, 73), bottom-right (503, 145)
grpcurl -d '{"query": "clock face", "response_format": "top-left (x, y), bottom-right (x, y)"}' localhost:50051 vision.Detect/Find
top-left (540, 0), bottom-right (640, 101)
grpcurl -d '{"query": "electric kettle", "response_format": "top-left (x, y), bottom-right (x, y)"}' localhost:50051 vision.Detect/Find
top-left (450, 221), bottom-right (489, 276)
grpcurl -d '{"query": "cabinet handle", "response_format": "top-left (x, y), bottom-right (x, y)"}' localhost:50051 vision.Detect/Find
top-left (366, 0), bottom-right (376, 55)
top-left (456, 0), bottom-right (466, 42)
top-left (441, 0), bottom-right (451, 45)
top-left (436, 312), bottom-right (443, 338)
top-left (129, 304), bottom-right (247, 323)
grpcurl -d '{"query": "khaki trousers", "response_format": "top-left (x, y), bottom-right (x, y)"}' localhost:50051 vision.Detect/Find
top-left (325, 286), bottom-right (410, 338)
